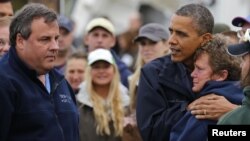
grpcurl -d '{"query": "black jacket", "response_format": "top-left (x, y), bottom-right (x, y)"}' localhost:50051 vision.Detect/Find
top-left (136, 55), bottom-right (196, 141)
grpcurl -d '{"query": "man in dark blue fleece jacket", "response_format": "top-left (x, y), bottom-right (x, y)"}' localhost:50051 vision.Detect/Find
top-left (0, 3), bottom-right (79, 141)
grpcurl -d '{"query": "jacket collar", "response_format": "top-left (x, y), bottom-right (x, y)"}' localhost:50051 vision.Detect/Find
top-left (8, 46), bottom-right (64, 86)
top-left (158, 56), bottom-right (195, 100)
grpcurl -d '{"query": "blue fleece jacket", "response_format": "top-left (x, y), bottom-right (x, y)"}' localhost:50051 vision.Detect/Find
top-left (0, 47), bottom-right (79, 141)
top-left (170, 81), bottom-right (243, 141)
top-left (136, 55), bottom-right (195, 141)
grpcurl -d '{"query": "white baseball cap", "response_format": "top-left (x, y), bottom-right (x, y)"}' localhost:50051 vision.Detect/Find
top-left (85, 17), bottom-right (115, 36)
top-left (88, 48), bottom-right (114, 65)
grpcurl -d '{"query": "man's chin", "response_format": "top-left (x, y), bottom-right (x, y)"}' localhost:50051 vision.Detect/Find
top-left (44, 64), bottom-right (55, 72)
top-left (171, 55), bottom-right (182, 62)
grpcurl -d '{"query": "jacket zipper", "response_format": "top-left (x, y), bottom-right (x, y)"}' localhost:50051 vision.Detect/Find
top-left (50, 79), bottom-right (66, 141)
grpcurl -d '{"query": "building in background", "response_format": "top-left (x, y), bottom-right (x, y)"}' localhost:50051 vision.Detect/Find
top-left (10, 0), bottom-right (250, 43)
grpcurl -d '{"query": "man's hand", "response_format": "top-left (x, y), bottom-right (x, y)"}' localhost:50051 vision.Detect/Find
top-left (188, 94), bottom-right (239, 120)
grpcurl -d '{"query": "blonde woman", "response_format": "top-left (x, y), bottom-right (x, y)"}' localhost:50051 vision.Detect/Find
top-left (77, 48), bottom-right (130, 141)
top-left (129, 23), bottom-right (170, 113)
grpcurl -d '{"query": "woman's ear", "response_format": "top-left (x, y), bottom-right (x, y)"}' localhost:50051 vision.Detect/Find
top-left (212, 70), bottom-right (228, 81)
top-left (201, 33), bottom-right (213, 46)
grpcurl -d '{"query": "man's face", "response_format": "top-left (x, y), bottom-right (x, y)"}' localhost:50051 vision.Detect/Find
top-left (58, 27), bottom-right (73, 51)
top-left (17, 18), bottom-right (60, 74)
top-left (0, 2), bottom-right (13, 17)
top-left (168, 14), bottom-right (206, 66)
top-left (85, 27), bottom-right (115, 52)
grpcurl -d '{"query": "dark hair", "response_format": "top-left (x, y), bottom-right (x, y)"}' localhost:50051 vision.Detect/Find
top-left (0, 0), bottom-right (11, 3)
top-left (9, 3), bottom-right (57, 47)
top-left (194, 34), bottom-right (241, 81)
top-left (176, 3), bottom-right (214, 35)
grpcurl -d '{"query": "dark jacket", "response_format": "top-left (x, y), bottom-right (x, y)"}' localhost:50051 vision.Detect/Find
top-left (136, 55), bottom-right (196, 141)
top-left (0, 47), bottom-right (79, 141)
top-left (218, 86), bottom-right (250, 125)
top-left (170, 81), bottom-right (244, 141)
top-left (111, 49), bottom-right (132, 88)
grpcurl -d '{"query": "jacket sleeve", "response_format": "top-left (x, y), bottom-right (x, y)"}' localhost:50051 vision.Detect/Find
top-left (136, 64), bottom-right (185, 141)
top-left (0, 78), bottom-right (15, 141)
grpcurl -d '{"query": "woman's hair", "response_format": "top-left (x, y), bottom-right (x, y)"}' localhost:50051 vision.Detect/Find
top-left (129, 52), bottom-right (145, 112)
top-left (85, 63), bottom-right (124, 136)
top-left (194, 33), bottom-right (241, 81)
top-left (129, 41), bottom-right (170, 111)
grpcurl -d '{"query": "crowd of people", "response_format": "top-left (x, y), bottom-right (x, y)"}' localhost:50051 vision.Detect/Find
top-left (0, 0), bottom-right (250, 141)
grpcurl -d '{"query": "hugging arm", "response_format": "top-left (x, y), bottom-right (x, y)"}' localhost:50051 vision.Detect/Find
top-left (188, 94), bottom-right (239, 120)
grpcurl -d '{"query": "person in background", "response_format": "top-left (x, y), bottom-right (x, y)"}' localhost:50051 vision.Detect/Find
top-left (0, 0), bottom-right (13, 58)
top-left (170, 34), bottom-right (243, 141)
top-left (55, 14), bottom-right (76, 74)
top-left (117, 11), bottom-right (142, 71)
top-left (123, 23), bottom-right (170, 141)
top-left (77, 48), bottom-right (129, 141)
top-left (117, 31), bottom-right (138, 71)
top-left (0, 3), bottom-right (79, 141)
top-left (65, 52), bottom-right (87, 94)
top-left (0, 0), bottom-right (13, 17)
top-left (218, 29), bottom-right (250, 124)
top-left (0, 16), bottom-right (11, 58)
top-left (129, 23), bottom-right (170, 114)
top-left (84, 17), bottom-right (132, 88)
top-left (232, 15), bottom-right (250, 42)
